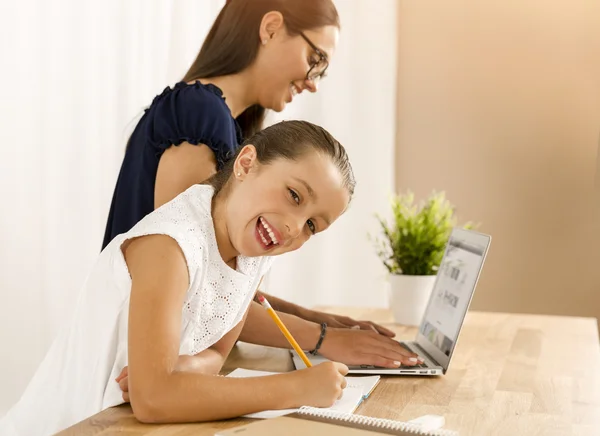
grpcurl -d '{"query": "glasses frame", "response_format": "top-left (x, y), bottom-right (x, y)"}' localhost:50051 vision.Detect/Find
top-left (299, 32), bottom-right (329, 82)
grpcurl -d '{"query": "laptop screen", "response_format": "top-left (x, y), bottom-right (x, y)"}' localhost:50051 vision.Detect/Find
top-left (417, 229), bottom-right (489, 364)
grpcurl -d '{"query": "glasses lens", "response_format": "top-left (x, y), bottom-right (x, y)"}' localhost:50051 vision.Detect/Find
top-left (307, 58), bottom-right (328, 82)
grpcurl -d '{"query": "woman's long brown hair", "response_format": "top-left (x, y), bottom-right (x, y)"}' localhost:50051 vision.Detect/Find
top-left (182, 0), bottom-right (340, 140)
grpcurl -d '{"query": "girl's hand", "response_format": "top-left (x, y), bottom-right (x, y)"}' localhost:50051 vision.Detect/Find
top-left (289, 362), bottom-right (349, 408)
top-left (115, 366), bottom-right (129, 402)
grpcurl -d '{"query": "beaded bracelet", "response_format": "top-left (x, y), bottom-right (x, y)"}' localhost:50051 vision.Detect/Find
top-left (309, 322), bottom-right (327, 355)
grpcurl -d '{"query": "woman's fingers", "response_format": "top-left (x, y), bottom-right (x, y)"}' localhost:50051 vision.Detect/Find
top-left (360, 333), bottom-right (423, 365)
top-left (360, 355), bottom-right (404, 368)
top-left (368, 344), bottom-right (422, 365)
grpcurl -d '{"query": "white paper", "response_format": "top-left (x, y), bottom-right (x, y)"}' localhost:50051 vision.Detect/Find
top-left (345, 375), bottom-right (381, 398)
top-left (291, 352), bottom-right (330, 369)
top-left (226, 368), bottom-right (367, 419)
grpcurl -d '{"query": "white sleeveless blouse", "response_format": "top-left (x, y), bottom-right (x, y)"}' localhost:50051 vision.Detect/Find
top-left (0, 185), bottom-right (273, 436)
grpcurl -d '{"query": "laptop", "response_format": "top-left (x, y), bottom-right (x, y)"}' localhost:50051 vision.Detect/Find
top-left (292, 227), bottom-right (491, 375)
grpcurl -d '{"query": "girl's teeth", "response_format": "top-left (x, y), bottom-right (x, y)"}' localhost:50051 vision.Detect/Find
top-left (258, 225), bottom-right (269, 245)
top-left (260, 217), bottom-right (278, 244)
top-left (261, 217), bottom-right (270, 230)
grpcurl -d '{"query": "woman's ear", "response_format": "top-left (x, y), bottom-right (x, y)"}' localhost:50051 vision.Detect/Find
top-left (259, 11), bottom-right (284, 44)
top-left (234, 144), bottom-right (258, 179)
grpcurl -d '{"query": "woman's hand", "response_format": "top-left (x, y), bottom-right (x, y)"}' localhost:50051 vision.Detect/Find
top-left (299, 309), bottom-right (396, 337)
top-left (318, 328), bottom-right (424, 368)
top-left (288, 362), bottom-right (349, 408)
top-left (115, 366), bottom-right (130, 402)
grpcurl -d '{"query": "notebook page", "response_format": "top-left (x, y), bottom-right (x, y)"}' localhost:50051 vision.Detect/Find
top-left (227, 369), bottom-right (380, 398)
top-left (226, 368), bottom-right (365, 419)
top-left (291, 350), bottom-right (329, 368)
top-left (346, 375), bottom-right (380, 398)
top-left (277, 358), bottom-right (382, 399)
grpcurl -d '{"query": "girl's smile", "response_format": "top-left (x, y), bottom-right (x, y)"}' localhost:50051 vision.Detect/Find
top-left (255, 216), bottom-right (282, 251)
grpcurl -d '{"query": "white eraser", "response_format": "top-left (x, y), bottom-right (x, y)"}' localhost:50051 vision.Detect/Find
top-left (407, 414), bottom-right (446, 432)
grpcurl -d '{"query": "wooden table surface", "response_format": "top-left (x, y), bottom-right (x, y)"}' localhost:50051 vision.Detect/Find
top-left (57, 308), bottom-right (600, 436)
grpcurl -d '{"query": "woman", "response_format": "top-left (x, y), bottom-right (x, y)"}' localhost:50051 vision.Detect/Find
top-left (103, 0), bottom-right (421, 369)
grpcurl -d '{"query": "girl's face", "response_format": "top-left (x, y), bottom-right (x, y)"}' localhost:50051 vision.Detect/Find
top-left (225, 146), bottom-right (350, 258)
top-left (254, 15), bottom-right (339, 112)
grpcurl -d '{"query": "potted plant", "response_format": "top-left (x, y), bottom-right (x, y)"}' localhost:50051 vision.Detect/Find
top-left (372, 191), bottom-right (472, 326)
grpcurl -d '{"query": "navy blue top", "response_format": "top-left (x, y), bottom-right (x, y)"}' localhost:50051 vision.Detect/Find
top-left (102, 81), bottom-right (242, 249)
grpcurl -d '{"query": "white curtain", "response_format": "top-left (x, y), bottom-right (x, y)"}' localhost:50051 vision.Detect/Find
top-left (263, 1), bottom-right (398, 310)
top-left (0, 0), bottom-right (397, 414)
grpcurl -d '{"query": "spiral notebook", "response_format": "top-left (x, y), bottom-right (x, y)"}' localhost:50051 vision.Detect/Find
top-left (216, 406), bottom-right (458, 436)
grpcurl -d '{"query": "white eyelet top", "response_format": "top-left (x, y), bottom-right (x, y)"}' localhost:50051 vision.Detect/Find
top-left (0, 184), bottom-right (273, 436)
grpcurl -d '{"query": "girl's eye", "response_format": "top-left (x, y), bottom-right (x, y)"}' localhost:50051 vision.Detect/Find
top-left (288, 188), bottom-right (300, 204)
top-left (288, 188), bottom-right (315, 233)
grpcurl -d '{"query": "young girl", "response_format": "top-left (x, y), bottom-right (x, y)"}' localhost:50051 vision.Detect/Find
top-left (102, 0), bottom-right (418, 369)
top-left (0, 120), bottom-right (355, 435)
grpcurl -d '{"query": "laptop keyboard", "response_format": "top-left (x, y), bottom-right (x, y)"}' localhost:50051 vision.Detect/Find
top-left (349, 341), bottom-right (434, 370)
top-left (402, 363), bottom-right (428, 368)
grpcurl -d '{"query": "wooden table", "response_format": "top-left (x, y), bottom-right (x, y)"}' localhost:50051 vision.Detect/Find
top-left (57, 308), bottom-right (600, 436)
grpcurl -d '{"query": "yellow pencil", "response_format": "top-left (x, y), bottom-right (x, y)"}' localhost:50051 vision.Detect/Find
top-left (257, 294), bottom-right (313, 368)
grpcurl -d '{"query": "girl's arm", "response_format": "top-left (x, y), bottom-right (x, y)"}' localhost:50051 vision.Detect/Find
top-left (174, 314), bottom-right (248, 375)
top-left (123, 234), bottom-right (319, 423)
top-left (116, 319), bottom-right (247, 402)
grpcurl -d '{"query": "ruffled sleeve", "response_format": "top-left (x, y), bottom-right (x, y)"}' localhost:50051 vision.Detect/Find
top-left (144, 81), bottom-right (241, 169)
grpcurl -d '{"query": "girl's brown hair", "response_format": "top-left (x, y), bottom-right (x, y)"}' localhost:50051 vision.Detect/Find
top-left (182, 0), bottom-right (340, 139)
top-left (206, 120), bottom-right (355, 200)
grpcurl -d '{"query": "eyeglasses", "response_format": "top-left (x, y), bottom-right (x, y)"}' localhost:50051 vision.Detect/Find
top-left (299, 32), bottom-right (329, 83)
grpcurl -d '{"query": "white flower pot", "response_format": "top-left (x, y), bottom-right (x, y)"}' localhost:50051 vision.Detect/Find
top-left (388, 274), bottom-right (437, 326)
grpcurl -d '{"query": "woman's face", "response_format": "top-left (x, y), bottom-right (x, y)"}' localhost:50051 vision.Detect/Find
top-left (254, 20), bottom-right (339, 112)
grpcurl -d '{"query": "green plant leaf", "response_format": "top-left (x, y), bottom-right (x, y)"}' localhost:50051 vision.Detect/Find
top-left (370, 191), bottom-right (476, 276)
